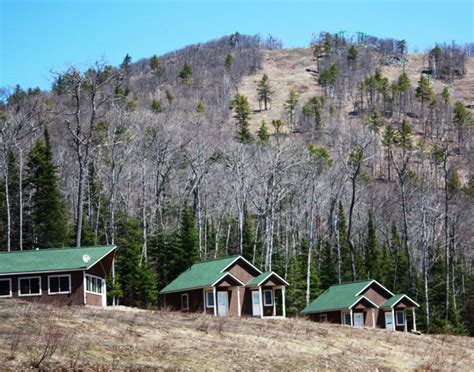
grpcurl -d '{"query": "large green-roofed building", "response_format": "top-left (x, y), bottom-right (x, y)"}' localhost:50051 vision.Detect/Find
top-left (0, 246), bottom-right (116, 307)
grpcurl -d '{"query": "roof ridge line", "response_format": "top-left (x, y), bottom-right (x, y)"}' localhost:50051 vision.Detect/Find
top-left (193, 254), bottom-right (240, 265)
top-left (0, 245), bottom-right (115, 254)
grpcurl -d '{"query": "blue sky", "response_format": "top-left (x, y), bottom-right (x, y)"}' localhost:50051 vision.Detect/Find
top-left (1, 0), bottom-right (473, 90)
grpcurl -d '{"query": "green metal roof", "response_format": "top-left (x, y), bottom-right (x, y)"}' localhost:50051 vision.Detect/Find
top-left (380, 294), bottom-right (419, 309)
top-left (0, 246), bottom-right (116, 276)
top-left (301, 280), bottom-right (373, 314)
top-left (246, 271), bottom-right (273, 286)
top-left (160, 256), bottom-right (240, 294)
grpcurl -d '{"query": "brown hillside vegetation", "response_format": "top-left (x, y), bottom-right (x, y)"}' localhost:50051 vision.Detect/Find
top-left (238, 48), bottom-right (474, 132)
top-left (0, 301), bottom-right (473, 370)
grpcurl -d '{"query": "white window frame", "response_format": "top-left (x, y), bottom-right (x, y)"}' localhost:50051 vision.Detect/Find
top-left (205, 290), bottom-right (214, 308)
top-left (320, 314), bottom-right (328, 322)
top-left (395, 310), bottom-right (405, 326)
top-left (18, 276), bottom-right (42, 297)
top-left (0, 278), bottom-right (12, 298)
top-left (341, 311), bottom-right (351, 325)
top-left (181, 293), bottom-right (189, 310)
top-left (85, 274), bottom-right (103, 295)
top-left (263, 289), bottom-right (273, 306)
top-left (48, 274), bottom-right (71, 295)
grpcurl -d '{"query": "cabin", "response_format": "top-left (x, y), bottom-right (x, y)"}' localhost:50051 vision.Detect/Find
top-left (301, 280), bottom-right (419, 332)
top-left (0, 246), bottom-right (116, 307)
top-left (160, 255), bottom-right (288, 317)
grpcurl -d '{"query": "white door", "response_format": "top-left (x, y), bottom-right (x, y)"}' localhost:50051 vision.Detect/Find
top-left (353, 312), bottom-right (364, 327)
top-left (217, 291), bottom-right (229, 316)
top-left (252, 291), bottom-right (261, 316)
top-left (385, 312), bottom-right (393, 330)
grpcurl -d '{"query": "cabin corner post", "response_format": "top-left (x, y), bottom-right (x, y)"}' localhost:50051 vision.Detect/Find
top-left (258, 286), bottom-right (263, 318)
top-left (202, 290), bottom-right (206, 314)
top-left (237, 286), bottom-right (241, 317)
top-left (112, 256), bottom-right (116, 306)
top-left (391, 308), bottom-right (395, 331)
top-left (372, 308), bottom-right (375, 327)
top-left (349, 308), bottom-right (353, 326)
top-left (412, 307), bottom-right (417, 332)
top-left (282, 286), bottom-right (286, 318)
top-left (272, 288), bottom-right (276, 316)
top-left (83, 270), bottom-right (87, 305)
top-left (213, 286), bottom-right (217, 316)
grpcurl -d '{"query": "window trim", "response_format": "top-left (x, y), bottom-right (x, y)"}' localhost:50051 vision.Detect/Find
top-left (18, 276), bottom-right (42, 297)
top-left (395, 310), bottom-right (405, 326)
top-left (342, 311), bottom-right (351, 325)
top-left (48, 274), bottom-right (72, 295)
top-left (181, 293), bottom-right (189, 310)
top-left (263, 289), bottom-right (273, 306)
top-left (85, 274), bottom-right (103, 295)
top-left (205, 290), bottom-right (214, 308)
top-left (0, 278), bottom-right (12, 298)
top-left (320, 314), bottom-right (328, 322)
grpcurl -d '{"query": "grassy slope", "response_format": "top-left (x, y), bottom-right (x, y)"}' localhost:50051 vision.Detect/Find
top-left (238, 48), bottom-right (474, 133)
top-left (0, 301), bottom-right (472, 370)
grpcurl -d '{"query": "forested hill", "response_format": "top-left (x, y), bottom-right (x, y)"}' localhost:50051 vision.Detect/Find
top-left (1, 32), bottom-right (473, 335)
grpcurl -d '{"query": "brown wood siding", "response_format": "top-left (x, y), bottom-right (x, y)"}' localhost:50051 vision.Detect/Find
top-left (86, 251), bottom-right (115, 277)
top-left (307, 311), bottom-right (342, 324)
top-left (1, 271), bottom-right (84, 306)
top-left (162, 288), bottom-right (205, 312)
top-left (362, 285), bottom-right (391, 306)
top-left (86, 293), bottom-right (102, 306)
top-left (227, 259), bottom-right (260, 284)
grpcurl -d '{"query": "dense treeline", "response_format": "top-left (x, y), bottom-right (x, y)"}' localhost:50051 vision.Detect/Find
top-left (0, 32), bottom-right (473, 335)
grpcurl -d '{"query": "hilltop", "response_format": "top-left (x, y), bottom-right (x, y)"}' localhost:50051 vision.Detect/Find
top-left (0, 301), bottom-right (473, 370)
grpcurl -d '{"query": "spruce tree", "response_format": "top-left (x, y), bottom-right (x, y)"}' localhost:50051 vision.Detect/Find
top-left (257, 120), bottom-right (270, 143)
top-left (364, 210), bottom-right (380, 280)
top-left (257, 74), bottom-right (273, 110)
top-left (179, 62), bottom-right (192, 84)
top-left (150, 55), bottom-right (161, 76)
top-left (284, 89), bottom-right (299, 128)
top-left (151, 99), bottom-right (163, 113)
top-left (337, 201), bottom-right (352, 282)
top-left (319, 240), bottom-right (337, 289)
top-left (415, 74), bottom-right (433, 117)
top-left (231, 93), bottom-right (253, 143)
top-left (26, 128), bottom-right (67, 248)
top-left (115, 215), bottom-right (157, 307)
top-left (169, 203), bottom-right (198, 281)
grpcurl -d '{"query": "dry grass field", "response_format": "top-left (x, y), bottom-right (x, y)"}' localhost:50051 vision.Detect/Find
top-left (0, 300), bottom-right (472, 370)
top-left (238, 48), bottom-right (474, 133)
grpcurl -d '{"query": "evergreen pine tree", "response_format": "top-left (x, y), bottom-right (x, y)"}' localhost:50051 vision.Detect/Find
top-left (391, 222), bottom-right (409, 293)
top-left (151, 99), bottom-right (163, 113)
top-left (257, 120), bottom-right (270, 143)
top-left (115, 215), bottom-right (157, 307)
top-left (179, 62), bottom-right (193, 84)
top-left (26, 128), bottom-right (67, 248)
top-left (231, 93), bottom-right (253, 143)
top-left (169, 203), bottom-right (199, 281)
top-left (257, 74), bottom-right (273, 110)
top-left (337, 201), bottom-right (352, 282)
top-left (319, 239), bottom-right (337, 289)
top-left (364, 209), bottom-right (380, 280)
top-left (150, 55), bottom-right (161, 75)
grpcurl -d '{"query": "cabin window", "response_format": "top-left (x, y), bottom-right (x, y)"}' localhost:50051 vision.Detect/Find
top-left (205, 291), bottom-right (214, 308)
top-left (343, 312), bottom-right (351, 325)
top-left (18, 277), bottom-right (41, 296)
top-left (86, 275), bottom-right (103, 294)
top-left (396, 310), bottom-right (405, 326)
top-left (263, 290), bottom-right (273, 306)
top-left (181, 293), bottom-right (189, 310)
top-left (48, 275), bottom-right (71, 295)
top-left (320, 314), bottom-right (328, 322)
top-left (0, 278), bottom-right (12, 298)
